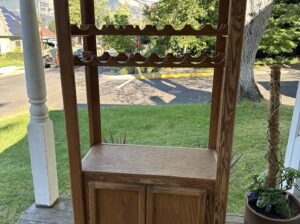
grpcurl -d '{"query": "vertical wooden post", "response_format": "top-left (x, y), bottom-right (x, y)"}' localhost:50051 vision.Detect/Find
top-left (214, 0), bottom-right (247, 223)
top-left (208, 0), bottom-right (230, 150)
top-left (80, 0), bottom-right (102, 146)
top-left (53, 1), bottom-right (86, 223)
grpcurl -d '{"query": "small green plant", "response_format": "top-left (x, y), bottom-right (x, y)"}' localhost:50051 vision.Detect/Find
top-left (103, 130), bottom-right (126, 144)
top-left (247, 66), bottom-right (300, 219)
top-left (247, 167), bottom-right (300, 218)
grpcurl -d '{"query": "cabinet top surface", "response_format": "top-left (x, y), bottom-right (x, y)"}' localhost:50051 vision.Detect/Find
top-left (82, 144), bottom-right (217, 184)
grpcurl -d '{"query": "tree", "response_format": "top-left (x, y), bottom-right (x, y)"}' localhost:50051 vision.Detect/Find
top-left (68, 1), bottom-right (135, 53)
top-left (145, 0), bottom-right (274, 101)
top-left (69, 0), bottom-right (110, 25)
top-left (48, 19), bottom-right (56, 33)
top-left (144, 0), bottom-right (217, 56)
top-left (69, 0), bottom-right (81, 25)
top-left (102, 5), bottom-right (136, 53)
top-left (259, 2), bottom-right (300, 56)
top-left (240, 0), bottom-right (273, 100)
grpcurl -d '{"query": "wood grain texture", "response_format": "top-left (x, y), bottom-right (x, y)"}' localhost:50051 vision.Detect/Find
top-left (89, 182), bottom-right (145, 224)
top-left (74, 52), bottom-right (225, 68)
top-left (215, 0), bottom-right (248, 224)
top-left (54, 0), bottom-right (248, 222)
top-left (209, 0), bottom-right (230, 150)
top-left (206, 188), bottom-right (216, 224)
top-left (82, 144), bottom-right (217, 186)
top-left (71, 24), bottom-right (228, 36)
top-left (147, 186), bottom-right (207, 224)
top-left (53, 1), bottom-right (85, 223)
top-left (80, 0), bottom-right (102, 146)
top-left (17, 198), bottom-right (245, 224)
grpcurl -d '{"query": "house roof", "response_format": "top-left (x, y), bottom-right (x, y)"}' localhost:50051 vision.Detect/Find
top-left (40, 25), bottom-right (56, 39)
top-left (0, 6), bottom-right (55, 39)
top-left (0, 6), bottom-right (22, 37)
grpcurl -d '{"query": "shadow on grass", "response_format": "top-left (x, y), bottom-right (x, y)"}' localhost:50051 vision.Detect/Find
top-left (0, 122), bottom-right (18, 132)
top-left (0, 110), bottom-right (72, 224)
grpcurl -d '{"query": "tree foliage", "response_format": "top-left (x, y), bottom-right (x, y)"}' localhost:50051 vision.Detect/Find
top-left (67, 0), bottom-right (300, 58)
top-left (69, 0), bottom-right (81, 25)
top-left (68, 0), bottom-right (135, 53)
top-left (144, 0), bottom-right (218, 56)
top-left (69, 0), bottom-right (111, 25)
top-left (259, 2), bottom-right (300, 55)
top-left (48, 19), bottom-right (56, 33)
top-left (102, 5), bottom-right (136, 53)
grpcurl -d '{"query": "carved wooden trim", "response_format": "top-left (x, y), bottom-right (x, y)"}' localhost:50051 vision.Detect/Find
top-left (71, 24), bottom-right (228, 36)
top-left (74, 52), bottom-right (225, 68)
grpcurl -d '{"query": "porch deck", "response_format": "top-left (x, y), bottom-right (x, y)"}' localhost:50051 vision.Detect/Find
top-left (17, 198), bottom-right (244, 224)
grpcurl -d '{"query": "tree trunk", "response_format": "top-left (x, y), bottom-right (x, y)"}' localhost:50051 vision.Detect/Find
top-left (240, 0), bottom-right (273, 101)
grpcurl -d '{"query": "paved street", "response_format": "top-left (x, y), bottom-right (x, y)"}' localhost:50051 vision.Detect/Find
top-left (0, 66), bottom-right (299, 117)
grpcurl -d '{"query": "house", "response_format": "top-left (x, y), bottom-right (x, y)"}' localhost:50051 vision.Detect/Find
top-left (0, 6), bottom-right (22, 54)
top-left (0, 6), bottom-right (55, 55)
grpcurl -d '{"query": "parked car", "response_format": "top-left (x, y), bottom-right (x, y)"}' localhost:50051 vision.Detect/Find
top-left (73, 48), bottom-right (83, 59)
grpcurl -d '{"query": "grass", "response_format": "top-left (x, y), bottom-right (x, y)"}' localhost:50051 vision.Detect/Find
top-left (0, 52), bottom-right (24, 68)
top-left (0, 101), bottom-right (293, 224)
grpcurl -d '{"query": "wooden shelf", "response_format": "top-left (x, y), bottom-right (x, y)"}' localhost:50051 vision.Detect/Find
top-left (74, 52), bottom-right (225, 68)
top-left (71, 24), bottom-right (228, 37)
top-left (82, 144), bottom-right (217, 188)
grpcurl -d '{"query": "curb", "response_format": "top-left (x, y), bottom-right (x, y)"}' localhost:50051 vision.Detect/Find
top-left (0, 66), bottom-right (25, 78)
top-left (103, 72), bottom-right (214, 80)
top-left (135, 72), bottom-right (213, 79)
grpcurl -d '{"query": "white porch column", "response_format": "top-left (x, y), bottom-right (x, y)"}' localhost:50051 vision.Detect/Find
top-left (285, 81), bottom-right (300, 197)
top-left (20, 0), bottom-right (59, 206)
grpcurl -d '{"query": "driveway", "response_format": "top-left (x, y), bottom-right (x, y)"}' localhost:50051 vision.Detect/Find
top-left (0, 66), bottom-right (299, 117)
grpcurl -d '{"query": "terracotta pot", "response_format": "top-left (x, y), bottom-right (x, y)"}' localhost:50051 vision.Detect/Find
top-left (244, 193), bottom-right (300, 224)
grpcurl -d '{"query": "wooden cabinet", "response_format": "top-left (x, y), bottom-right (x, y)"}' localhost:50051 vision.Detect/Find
top-left (83, 144), bottom-right (215, 224)
top-left (88, 182), bottom-right (145, 224)
top-left (147, 186), bottom-right (207, 224)
top-left (88, 182), bottom-right (207, 224)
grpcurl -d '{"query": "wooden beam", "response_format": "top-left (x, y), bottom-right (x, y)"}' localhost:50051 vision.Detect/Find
top-left (208, 0), bottom-right (230, 150)
top-left (80, 0), bottom-right (102, 146)
top-left (70, 24), bottom-right (228, 36)
top-left (214, 0), bottom-right (247, 223)
top-left (73, 52), bottom-right (225, 68)
top-left (53, 1), bottom-right (86, 223)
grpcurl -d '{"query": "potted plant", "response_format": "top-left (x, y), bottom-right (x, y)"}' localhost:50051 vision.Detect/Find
top-left (244, 65), bottom-right (300, 224)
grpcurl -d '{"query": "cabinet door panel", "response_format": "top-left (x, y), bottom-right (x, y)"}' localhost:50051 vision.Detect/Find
top-left (89, 182), bottom-right (145, 224)
top-left (147, 186), bottom-right (207, 224)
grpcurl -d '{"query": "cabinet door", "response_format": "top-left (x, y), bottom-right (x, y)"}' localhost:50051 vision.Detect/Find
top-left (147, 186), bottom-right (207, 224)
top-left (89, 182), bottom-right (145, 224)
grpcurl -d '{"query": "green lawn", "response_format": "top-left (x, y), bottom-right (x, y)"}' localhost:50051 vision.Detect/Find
top-left (0, 102), bottom-right (293, 224)
top-left (0, 52), bottom-right (24, 68)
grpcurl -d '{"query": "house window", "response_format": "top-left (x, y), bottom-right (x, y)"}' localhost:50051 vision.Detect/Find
top-left (15, 40), bottom-right (22, 47)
